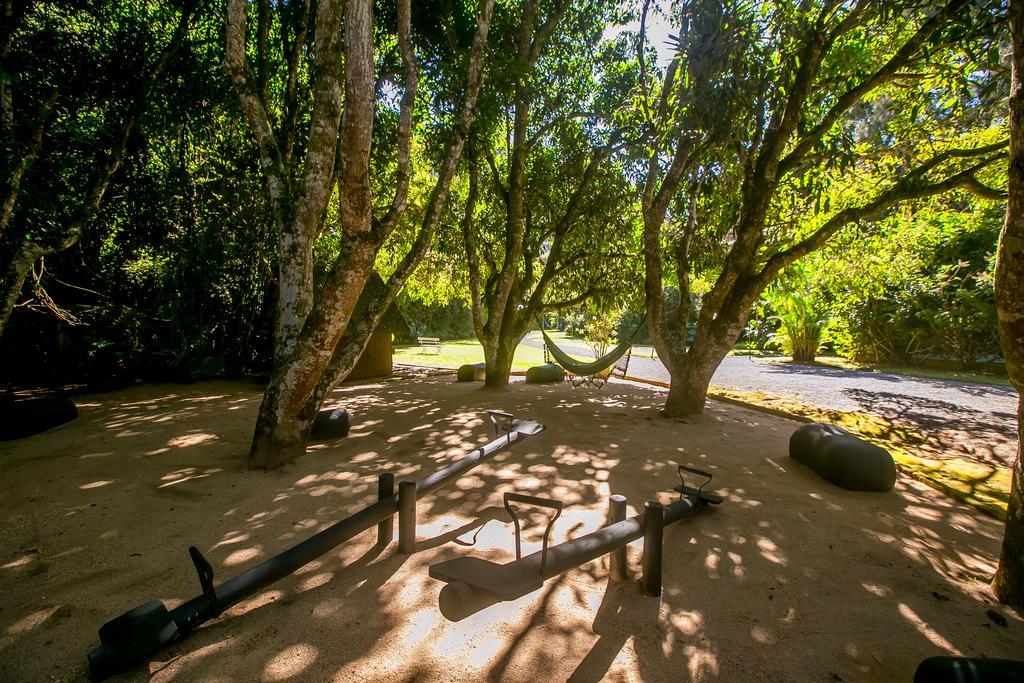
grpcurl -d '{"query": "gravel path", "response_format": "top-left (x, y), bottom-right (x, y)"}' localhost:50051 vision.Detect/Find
top-left (522, 333), bottom-right (1020, 468)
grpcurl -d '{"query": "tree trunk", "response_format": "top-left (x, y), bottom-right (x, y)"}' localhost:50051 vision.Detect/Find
top-left (0, 240), bottom-right (36, 338)
top-left (661, 355), bottom-right (717, 417)
top-left (993, 403), bottom-right (1024, 605)
top-left (249, 392), bottom-right (315, 469)
top-left (484, 340), bottom-right (516, 388)
top-left (792, 348), bottom-right (816, 363)
top-left (992, 0), bottom-right (1024, 607)
top-left (236, 0), bottom-right (493, 468)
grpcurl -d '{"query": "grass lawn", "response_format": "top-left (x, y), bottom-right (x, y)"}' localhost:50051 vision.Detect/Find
top-left (394, 339), bottom-right (547, 371)
top-left (396, 332), bottom-right (654, 371)
top-left (523, 330), bottom-right (661, 358)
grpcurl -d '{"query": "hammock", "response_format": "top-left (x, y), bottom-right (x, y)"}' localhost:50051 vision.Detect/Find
top-left (539, 316), bottom-right (646, 378)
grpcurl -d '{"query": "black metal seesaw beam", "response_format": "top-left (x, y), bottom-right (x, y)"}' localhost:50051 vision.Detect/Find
top-left (429, 465), bottom-right (723, 621)
top-left (87, 411), bottom-right (544, 680)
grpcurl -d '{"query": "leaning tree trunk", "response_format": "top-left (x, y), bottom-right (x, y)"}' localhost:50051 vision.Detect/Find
top-left (992, 0), bottom-right (1024, 607)
top-left (0, 241), bottom-right (36, 338)
top-left (249, 383), bottom-right (319, 468)
top-left (993, 403), bottom-right (1024, 605)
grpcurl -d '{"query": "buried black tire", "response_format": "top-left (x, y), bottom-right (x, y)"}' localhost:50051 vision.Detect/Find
top-left (0, 396), bottom-right (78, 440)
top-left (457, 363), bottom-right (486, 382)
top-left (525, 363), bottom-right (564, 384)
top-left (789, 423), bottom-right (897, 492)
top-left (310, 408), bottom-right (351, 439)
top-left (914, 656), bottom-right (1024, 682)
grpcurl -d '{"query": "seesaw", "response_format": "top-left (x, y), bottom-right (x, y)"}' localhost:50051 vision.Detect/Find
top-left (429, 465), bottom-right (723, 621)
top-left (87, 410), bottom-right (543, 680)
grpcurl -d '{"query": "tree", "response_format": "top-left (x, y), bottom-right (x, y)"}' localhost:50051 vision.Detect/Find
top-left (636, 0), bottom-right (1008, 416)
top-left (993, 0), bottom-right (1024, 608)
top-left (0, 0), bottom-right (196, 338)
top-left (225, 0), bottom-right (494, 468)
top-left (463, 0), bottom-right (639, 388)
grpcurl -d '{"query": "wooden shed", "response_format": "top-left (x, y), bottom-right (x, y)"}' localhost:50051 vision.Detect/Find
top-left (344, 273), bottom-right (413, 381)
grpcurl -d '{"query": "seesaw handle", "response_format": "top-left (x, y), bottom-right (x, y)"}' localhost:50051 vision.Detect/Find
top-left (503, 491), bottom-right (563, 575)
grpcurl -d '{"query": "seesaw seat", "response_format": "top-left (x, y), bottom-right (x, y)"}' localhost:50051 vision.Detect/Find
top-left (428, 556), bottom-right (542, 599)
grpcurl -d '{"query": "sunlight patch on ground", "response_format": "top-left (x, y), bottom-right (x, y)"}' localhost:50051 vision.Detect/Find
top-left (897, 602), bottom-right (962, 656)
top-left (80, 479), bottom-right (114, 489)
top-left (262, 643), bottom-right (319, 681)
top-left (224, 546), bottom-right (262, 567)
top-left (1, 555), bottom-right (34, 570)
top-left (167, 432), bottom-right (219, 448)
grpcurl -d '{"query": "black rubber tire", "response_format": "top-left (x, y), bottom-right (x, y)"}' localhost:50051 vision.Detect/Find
top-left (525, 363), bottom-right (565, 384)
top-left (457, 363), bottom-right (486, 382)
top-left (310, 408), bottom-right (351, 439)
top-left (0, 396), bottom-right (78, 440)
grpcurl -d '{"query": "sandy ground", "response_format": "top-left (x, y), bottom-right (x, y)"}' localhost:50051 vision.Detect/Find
top-left (1, 371), bottom-right (1021, 682)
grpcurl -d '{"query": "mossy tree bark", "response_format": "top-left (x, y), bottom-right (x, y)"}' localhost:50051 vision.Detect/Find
top-left (992, 0), bottom-right (1024, 607)
top-left (227, 0), bottom-right (494, 468)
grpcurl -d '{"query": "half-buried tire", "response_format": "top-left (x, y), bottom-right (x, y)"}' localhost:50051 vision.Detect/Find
top-left (457, 363), bottom-right (486, 382)
top-left (789, 422), bottom-right (897, 492)
top-left (525, 363), bottom-right (564, 384)
top-left (310, 407), bottom-right (350, 439)
top-left (914, 656), bottom-right (1024, 682)
top-left (0, 396), bottom-right (78, 440)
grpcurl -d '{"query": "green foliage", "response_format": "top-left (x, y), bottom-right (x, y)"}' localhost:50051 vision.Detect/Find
top-left (821, 198), bottom-right (1002, 367)
top-left (1, 2), bottom-right (275, 384)
top-left (762, 261), bottom-right (828, 363)
top-left (0, 0), bottom-right (1010, 395)
top-left (581, 307), bottom-right (621, 357)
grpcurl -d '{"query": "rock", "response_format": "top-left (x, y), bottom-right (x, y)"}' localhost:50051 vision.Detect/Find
top-left (0, 396), bottom-right (78, 440)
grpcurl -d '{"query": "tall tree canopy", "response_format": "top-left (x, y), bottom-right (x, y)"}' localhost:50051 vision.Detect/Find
top-left (463, 0), bottom-right (641, 387)
top-left (633, 0), bottom-right (1008, 416)
top-left (0, 0), bottom-right (197, 338)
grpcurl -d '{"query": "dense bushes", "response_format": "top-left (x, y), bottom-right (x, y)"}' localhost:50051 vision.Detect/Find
top-left (750, 198), bottom-right (1003, 368)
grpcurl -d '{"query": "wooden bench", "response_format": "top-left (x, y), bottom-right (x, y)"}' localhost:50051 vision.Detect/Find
top-left (417, 336), bottom-right (441, 354)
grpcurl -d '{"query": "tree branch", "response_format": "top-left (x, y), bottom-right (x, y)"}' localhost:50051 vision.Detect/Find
top-left (225, 0), bottom-right (288, 215)
top-left (0, 88), bottom-right (56, 238)
top-left (539, 283), bottom-right (606, 314)
top-left (779, 0), bottom-right (973, 175)
top-left (375, 0), bottom-right (419, 240)
top-left (757, 151), bottom-right (1006, 287)
top-left (482, 141), bottom-right (509, 204)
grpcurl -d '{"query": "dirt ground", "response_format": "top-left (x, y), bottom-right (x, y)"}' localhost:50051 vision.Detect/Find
top-left (1, 371), bottom-right (1021, 682)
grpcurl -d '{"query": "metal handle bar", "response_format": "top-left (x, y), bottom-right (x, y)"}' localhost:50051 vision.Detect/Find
top-left (503, 491), bottom-right (562, 575)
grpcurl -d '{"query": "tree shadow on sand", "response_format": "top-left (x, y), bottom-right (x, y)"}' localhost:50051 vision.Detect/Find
top-left (1, 374), bottom-right (1022, 682)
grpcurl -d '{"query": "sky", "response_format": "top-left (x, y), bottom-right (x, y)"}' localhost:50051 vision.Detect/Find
top-left (603, 2), bottom-right (677, 67)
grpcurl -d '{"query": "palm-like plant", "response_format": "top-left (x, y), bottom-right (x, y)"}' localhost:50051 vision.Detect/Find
top-left (764, 262), bottom-right (829, 363)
